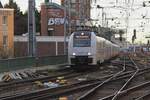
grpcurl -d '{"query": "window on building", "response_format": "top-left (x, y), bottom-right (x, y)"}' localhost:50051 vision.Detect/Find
top-left (71, 4), bottom-right (76, 9)
top-left (2, 16), bottom-right (8, 25)
top-left (2, 25), bottom-right (8, 31)
top-left (48, 28), bottom-right (54, 36)
top-left (71, 0), bottom-right (76, 3)
top-left (3, 35), bottom-right (8, 47)
top-left (3, 31), bottom-right (7, 36)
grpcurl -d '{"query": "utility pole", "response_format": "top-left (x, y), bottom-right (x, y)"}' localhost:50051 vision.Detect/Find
top-left (79, 0), bottom-right (82, 27)
top-left (68, 0), bottom-right (71, 34)
top-left (79, 0), bottom-right (85, 28)
top-left (101, 8), bottom-right (105, 27)
top-left (64, 0), bottom-right (67, 55)
top-left (83, 0), bottom-right (86, 27)
top-left (28, 0), bottom-right (36, 57)
top-left (116, 0), bottom-right (118, 5)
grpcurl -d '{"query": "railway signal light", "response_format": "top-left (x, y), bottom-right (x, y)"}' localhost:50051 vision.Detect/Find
top-left (132, 29), bottom-right (136, 43)
top-left (143, 2), bottom-right (146, 7)
top-left (147, 40), bottom-right (150, 45)
top-left (97, 5), bottom-right (103, 8)
top-left (119, 30), bottom-right (124, 41)
top-left (133, 29), bottom-right (136, 39)
top-left (119, 37), bottom-right (122, 41)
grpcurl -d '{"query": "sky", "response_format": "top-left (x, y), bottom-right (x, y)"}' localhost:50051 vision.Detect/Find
top-left (91, 0), bottom-right (150, 43)
top-left (1, 0), bottom-right (150, 43)
top-left (1, 0), bottom-right (60, 12)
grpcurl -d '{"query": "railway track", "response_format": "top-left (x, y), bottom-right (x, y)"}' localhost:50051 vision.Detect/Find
top-left (135, 92), bottom-right (150, 100)
top-left (110, 57), bottom-right (140, 100)
top-left (77, 56), bottom-right (137, 100)
top-left (98, 56), bottom-right (150, 100)
top-left (0, 70), bottom-right (135, 100)
top-left (0, 69), bottom-right (81, 97)
top-left (77, 55), bottom-right (150, 100)
top-left (2, 55), bottom-right (149, 100)
top-left (110, 56), bottom-right (150, 100)
top-left (0, 56), bottom-right (135, 100)
top-left (0, 61), bottom-right (122, 99)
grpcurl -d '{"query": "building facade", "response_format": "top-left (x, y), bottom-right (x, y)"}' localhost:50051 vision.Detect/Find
top-left (14, 2), bottom-right (67, 57)
top-left (14, 2), bottom-right (68, 57)
top-left (14, 36), bottom-right (69, 57)
top-left (0, 9), bottom-right (14, 58)
top-left (14, 1), bottom-right (91, 57)
top-left (61, 0), bottom-right (91, 32)
top-left (35, 2), bottom-right (67, 57)
top-left (41, 2), bottom-right (66, 36)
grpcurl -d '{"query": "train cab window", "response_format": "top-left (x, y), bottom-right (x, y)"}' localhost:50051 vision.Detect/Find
top-left (73, 32), bottom-right (91, 47)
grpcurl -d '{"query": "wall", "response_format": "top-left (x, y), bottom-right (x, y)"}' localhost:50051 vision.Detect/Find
top-left (14, 36), bottom-right (68, 57)
top-left (40, 3), bottom-right (67, 57)
top-left (61, 0), bottom-right (91, 32)
top-left (41, 3), bottom-right (65, 36)
top-left (0, 9), bottom-right (14, 58)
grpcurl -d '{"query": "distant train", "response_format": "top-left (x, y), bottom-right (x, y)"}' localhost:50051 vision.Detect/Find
top-left (68, 31), bottom-right (120, 66)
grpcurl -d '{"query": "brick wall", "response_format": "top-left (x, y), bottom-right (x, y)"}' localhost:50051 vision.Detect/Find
top-left (41, 3), bottom-right (65, 36)
top-left (37, 42), bottom-right (56, 56)
top-left (14, 41), bottom-right (67, 57)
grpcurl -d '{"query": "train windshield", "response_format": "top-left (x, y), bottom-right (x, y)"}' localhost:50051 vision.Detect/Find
top-left (73, 32), bottom-right (91, 47)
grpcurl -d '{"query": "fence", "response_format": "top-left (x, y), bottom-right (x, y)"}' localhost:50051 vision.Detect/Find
top-left (0, 55), bottom-right (67, 73)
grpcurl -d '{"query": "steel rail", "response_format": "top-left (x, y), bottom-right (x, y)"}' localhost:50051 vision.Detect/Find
top-left (99, 81), bottom-right (150, 100)
top-left (112, 56), bottom-right (140, 100)
top-left (1, 56), bottom-right (142, 100)
top-left (99, 68), bottom-right (150, 100)
top-left (77, 56), bottom-right (128, 100)
top-left (135, 92), bottom-right (150, 100)
top-left (0, 71), bottom-right (74, 88)
top-left (77, 56), bottom-right (147, 100)
top-left (99, 57), bottom-right (150, 100)
top-left (26, 71), bottom-right (138, 100)
top-left (2, 65), bottom-right (149, 100)
top-left (0, 61), bottom-right (134, 100)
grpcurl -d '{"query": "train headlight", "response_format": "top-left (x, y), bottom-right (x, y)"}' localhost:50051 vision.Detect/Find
top-left (73, 53), bottom-right (76, 56)
top-left (88, 52), bottom-right (91, 55)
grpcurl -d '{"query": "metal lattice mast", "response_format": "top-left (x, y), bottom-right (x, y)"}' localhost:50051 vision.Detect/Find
top-left (79, 0), bottom-right (82, 27)
top-left (79, 0), bottom-right (85, 27)
top-left (28, 0), bottom-right (36, 57)
top-left (68, 0), bottom-right (71, 34)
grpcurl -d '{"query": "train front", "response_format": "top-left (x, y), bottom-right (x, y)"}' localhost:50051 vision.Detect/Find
top-left (68, 31), bottom-right (96, 66)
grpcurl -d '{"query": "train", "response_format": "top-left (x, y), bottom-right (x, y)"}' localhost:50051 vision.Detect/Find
top-left (68, 31), bottom-right (120, 67)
